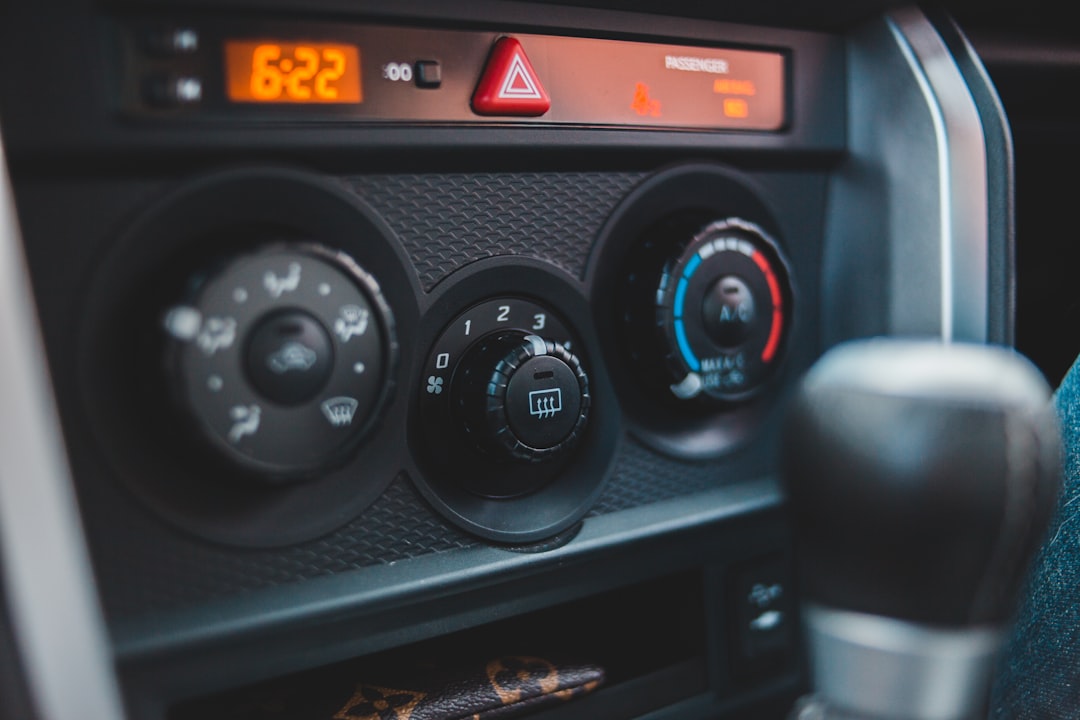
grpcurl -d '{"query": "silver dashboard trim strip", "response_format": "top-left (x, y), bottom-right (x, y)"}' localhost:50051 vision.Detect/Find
top-left (888, 7), bottom-right (989, 343)
top-left (0, 138), bottom-right (125, 718)
top-left (889, 16), bottom-right (957, 341)
top-left (824, 7), bottom-right (990, 345)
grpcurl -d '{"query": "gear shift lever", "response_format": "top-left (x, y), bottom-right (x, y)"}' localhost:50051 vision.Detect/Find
top-left (783, 340), bottom-right (1060, 720)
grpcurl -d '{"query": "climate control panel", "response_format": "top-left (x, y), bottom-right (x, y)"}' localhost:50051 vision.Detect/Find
top-left (162, 245), bottom-right (396, 479)
top-left (656, 218), bottom-right (791, 403)
top-left (71, 163), bottom-right (806, 546)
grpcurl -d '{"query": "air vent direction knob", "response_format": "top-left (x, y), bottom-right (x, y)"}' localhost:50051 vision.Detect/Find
top-left (162, 244), bottom-right (395, 480)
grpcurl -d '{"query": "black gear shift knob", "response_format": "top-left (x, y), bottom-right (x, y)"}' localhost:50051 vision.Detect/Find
top-left (783, 340), bottom-right (1060, 719)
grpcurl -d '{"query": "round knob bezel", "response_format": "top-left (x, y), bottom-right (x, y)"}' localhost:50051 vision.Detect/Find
top-left (418, 296), bottom-right (583, 498)
top-left (458, 333), bottom-right (591, 463)
top-left (656, 217), bottom-right (793, 404)
top-left (78, 168), bottom-right (420, 548)
top-left (409, 259), bottom-right (620, 544)
top-left (163, 242), bottom-right (397, 480)
top-left (588, 162), bottom-right (805, 460)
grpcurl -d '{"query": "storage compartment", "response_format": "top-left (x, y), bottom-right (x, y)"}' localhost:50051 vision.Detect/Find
top-left (169, 573), bottom-right (709, 720)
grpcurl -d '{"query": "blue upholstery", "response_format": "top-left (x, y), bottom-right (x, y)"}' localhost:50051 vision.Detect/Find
top-left (992, 356), bottom-right (1080, 718)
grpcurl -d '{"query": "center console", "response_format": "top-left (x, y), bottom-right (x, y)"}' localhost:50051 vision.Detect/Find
top-left (0, 2), bottom-right (1012, 718)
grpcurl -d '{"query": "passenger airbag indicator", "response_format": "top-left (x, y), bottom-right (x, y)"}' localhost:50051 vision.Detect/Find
top-left (535, 38), bottom-right (784, 130)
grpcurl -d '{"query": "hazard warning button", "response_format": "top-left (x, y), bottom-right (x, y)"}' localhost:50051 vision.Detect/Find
top-left (472, 37), bottom-right (551, 116)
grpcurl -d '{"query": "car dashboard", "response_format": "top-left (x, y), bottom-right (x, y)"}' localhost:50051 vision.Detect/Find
top-left (0, 0), bottom-right (1061, 718)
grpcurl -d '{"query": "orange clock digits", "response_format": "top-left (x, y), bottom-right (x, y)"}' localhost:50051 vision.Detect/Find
top-left (226, 41), bottom-right (362, 103)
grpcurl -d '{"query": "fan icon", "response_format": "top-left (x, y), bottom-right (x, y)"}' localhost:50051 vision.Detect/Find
top-left (426, 376), bottom-right (444, 395)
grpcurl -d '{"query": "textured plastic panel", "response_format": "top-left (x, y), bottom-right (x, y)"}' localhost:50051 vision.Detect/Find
top-left (349, 173), bottom-right (646, 290)
top-left (589, 440), bottom-right (723, 516)
top-left (96, 439), bottom-right (732, 620)
top-left (94, 476), bottom-right (475, 619)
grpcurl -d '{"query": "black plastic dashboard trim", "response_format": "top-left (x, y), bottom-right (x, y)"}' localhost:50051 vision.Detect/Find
top-left (114, 477), bottom-right (780, 657)
top-left (113, 477), bottom-right (783, 709)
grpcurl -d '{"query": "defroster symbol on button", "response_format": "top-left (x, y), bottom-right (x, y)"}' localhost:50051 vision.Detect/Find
top-left (529, 388), bottom-right (563, 419)
top-left (320, 397), bottom-right (359, 427)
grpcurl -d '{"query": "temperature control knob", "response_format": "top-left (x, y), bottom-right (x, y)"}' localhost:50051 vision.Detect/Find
top-left (656, 218), bottom-right (792, 402)
top-left (162, 244), bottom-right (396, 480)
top-left (456, 333), bottom-right (590, 463)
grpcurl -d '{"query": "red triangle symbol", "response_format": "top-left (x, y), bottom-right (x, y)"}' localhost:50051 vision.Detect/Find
top-left (472, 38), bottom-right (551, 116)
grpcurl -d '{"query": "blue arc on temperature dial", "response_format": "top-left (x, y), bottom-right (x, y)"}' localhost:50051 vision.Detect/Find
top-left (673, 254), bottom-right (704, 372)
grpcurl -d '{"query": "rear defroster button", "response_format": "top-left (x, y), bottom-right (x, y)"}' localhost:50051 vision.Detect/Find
top-left (456, 333), bottom-right (589, 463)
top-left (506, 348), bottom-right (583, 450)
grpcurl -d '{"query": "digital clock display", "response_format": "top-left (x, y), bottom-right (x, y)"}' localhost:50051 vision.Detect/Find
top-left (224, 41), bottom-right (362, 104)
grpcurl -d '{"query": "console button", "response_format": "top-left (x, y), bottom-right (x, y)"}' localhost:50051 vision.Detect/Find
top-left (143, 26), bottom-right (200, 56)
top-left (457, 333), bottom-right (589, 463)
top-left (244, 309), bottom-right (334, 406)
top-left (415, 60), bottom-right (442, 88)
top-left (472, 37), bottom-right (551, 116)
top-left (728, 556), bottom-right (794, 682)
top-left (143, 75), bottom-right (203, 108)
top-left (702, 275), bottom-right (756, 347)
top-left (505, 344), bottom-right (585, 451)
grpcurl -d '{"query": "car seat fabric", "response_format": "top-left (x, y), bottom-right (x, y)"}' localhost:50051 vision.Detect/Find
top-left (992, 354), bottom-right (1080, 719)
